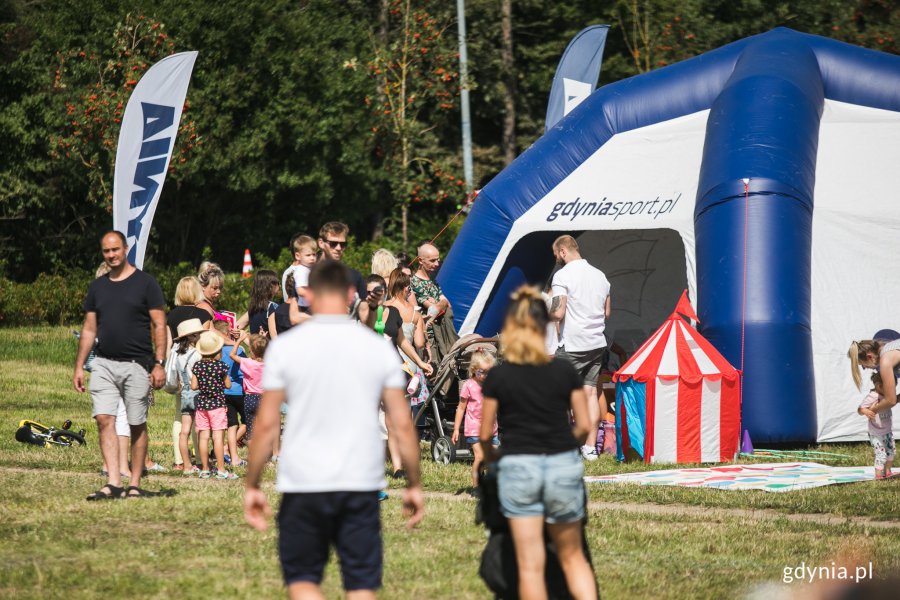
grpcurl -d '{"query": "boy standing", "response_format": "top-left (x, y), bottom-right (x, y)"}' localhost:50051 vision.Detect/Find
top-left (212, 320), bottom-right (247, 466)
top-left (281, 234), bottom-right (317, 306)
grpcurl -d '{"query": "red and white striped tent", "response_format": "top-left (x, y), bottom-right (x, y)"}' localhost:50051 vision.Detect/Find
top-left (613, 291), bottom-right (741, 464)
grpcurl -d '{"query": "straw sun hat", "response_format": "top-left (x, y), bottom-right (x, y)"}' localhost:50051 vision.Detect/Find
top-left (196, 330), bottom-right (224, 356)
top-left (174, 318), bottom-right (206, 340)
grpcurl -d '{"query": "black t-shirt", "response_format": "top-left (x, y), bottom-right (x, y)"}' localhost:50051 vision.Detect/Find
top-left (248, 301), bottom-right (278, 336)
top-left (373, 305), bottom-right (404, 348)
top-left (273, 302), bottom-right (295, 336)
top-left (481, 358), bottom-right (584, 455)
top-left (349, 267), bottom-right (366, 299)
top-left (166, 305), bottom-right (212, 340)
top-left (83, 270), bottom-right (166, 361)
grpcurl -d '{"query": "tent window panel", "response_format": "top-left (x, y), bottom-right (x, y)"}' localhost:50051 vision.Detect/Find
top-left (572, 229), bottom-right (688, 361)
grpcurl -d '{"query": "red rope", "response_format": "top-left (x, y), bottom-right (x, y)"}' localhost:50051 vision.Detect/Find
top-left (408, 190), bottom-right (478, 267)
top-left (741, 179), bottom-right (749, 374)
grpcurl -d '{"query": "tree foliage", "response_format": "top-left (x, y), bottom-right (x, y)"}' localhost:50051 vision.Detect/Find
top-left (369, 0), bottom-right (466, 244)
top-left (0, 0), bottom-right (896, 281)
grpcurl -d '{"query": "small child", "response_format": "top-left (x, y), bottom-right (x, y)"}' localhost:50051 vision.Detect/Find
top-left (229, 330), bottom-right (267, 445)
top-left (452, 350), bottom-right (499, 494)
top-left (191, 331), bottom-right (238, 480)
top-left (282, 234), bottom-right (317, 308)
top-left (172, 319), bottom-right (205, 476)
top-left (858, 372), bottom-right (895, 479)
top-left (213, 320), bottom-right (247, 467)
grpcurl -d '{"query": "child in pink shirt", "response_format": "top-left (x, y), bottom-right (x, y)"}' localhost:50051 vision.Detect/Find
top-left (452, 350), bottom-right (499, 493)
top-left (230, 331), bottom-right (267, 443)
top-left (858, 372), bottom-right (895, 479)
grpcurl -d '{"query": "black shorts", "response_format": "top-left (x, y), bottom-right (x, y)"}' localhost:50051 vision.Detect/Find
top-left (224, 394), bottom-right (245, 428)
top-left (555, 346), bottom-right (608, 387)
top-left (278, 491), bottom-right (382, 591)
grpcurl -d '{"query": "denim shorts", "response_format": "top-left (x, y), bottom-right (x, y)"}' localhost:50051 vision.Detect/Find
top-left (466, 435), bottom-right (499, 446)
top-left (497, 449), bottom-right (585, 523)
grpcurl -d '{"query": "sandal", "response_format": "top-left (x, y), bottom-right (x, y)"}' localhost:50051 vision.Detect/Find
top-left (86, 484), bottom-right (125, 501)
top-left (126, 486), bottom-right (149, 498)
top-left (183, 465), bottom-right (201, 476)
top-left (215, 471), bottom-right (239, 480)
top-left (125, 486), bottom-right (177, 498)
top-left (199, 470), bottom-right (211, 479)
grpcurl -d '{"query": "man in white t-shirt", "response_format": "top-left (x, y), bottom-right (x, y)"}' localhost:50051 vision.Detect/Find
top-left (243, 260), bottom-right (424, 599)
top-left (549, 235), bottom-right (611, 461)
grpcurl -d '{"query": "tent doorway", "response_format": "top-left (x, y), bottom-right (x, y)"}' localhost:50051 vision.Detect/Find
top-left (572, 229), bottom-right (688, 361)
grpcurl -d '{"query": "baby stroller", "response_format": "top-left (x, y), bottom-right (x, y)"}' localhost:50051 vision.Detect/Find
top-left (414, 333), bottom-right (499, 464)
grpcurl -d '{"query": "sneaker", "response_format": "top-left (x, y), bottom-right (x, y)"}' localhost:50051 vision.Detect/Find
top-left (215, 471), bottom-right (239, 480)
top-left (199, 470), bottom-right (211, 479)
top-left (142, 463), bottom-right (168, 476)
top-left (581, 445), bottom-right (599, 462)
top-left (378, 490), bottom-right (389, 502)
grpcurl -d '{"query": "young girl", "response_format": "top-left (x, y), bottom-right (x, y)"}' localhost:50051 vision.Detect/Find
top-left (452, 349), bottom-right (499, 493)
top-left (171, 319), bottom-right (205, 475)
top-left (858, 372), bottom-right (895, 479)
top-left (236, 269), bottom-right (280, 336)
top-left (191, 331), bottom-right (238, 480)
top-left (230, 330), bottom-right (267, 445)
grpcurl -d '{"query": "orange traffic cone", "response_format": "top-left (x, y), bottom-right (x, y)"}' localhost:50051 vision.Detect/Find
top-left (242, 249), bottom-right (253, 278)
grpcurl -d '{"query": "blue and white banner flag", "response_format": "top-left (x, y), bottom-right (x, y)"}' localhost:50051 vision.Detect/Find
top-left (544, 25), bottom-right (608, 132)
top-left (113, 51), bottom-right (198, 268)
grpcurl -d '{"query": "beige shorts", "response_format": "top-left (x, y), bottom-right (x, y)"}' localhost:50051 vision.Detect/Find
top-left (90, 357), bottom-right (151, 426)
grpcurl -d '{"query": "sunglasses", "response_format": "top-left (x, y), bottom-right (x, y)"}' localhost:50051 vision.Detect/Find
top-left (325, 239), bottom-right (347, 249)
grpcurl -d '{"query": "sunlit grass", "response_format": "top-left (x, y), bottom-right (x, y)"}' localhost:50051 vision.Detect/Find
top-left (1, 327), bottom-right (897, 598)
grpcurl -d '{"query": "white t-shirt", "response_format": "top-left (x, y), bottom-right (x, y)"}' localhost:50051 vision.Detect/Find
top-left (542, 291), bottom-right (560, 354)
top-left (263, 314), bottom-right (405, 492)
top-left (281, 264), bottom-right (311, 307)
top-left (551, 258), bottom-right (610, 352)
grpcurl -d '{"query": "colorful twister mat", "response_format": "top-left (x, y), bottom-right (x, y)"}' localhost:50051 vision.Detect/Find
top-left (584, 462), bottom-right (890, 493)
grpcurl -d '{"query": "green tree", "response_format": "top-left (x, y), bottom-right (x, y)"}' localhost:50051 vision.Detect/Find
top-left (52, 13), bottom-right (200, 211)
top-left (368, 0), bottom-right (465, 245)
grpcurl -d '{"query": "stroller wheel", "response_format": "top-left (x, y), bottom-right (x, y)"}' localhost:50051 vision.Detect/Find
top-left (431, 435), bottom-right (457, 464)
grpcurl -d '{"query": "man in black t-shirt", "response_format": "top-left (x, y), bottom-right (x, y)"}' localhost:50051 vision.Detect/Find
top-left (317, 221), bottom-right (367, 300)
top-left (74, 231), bottom-right (167, 500)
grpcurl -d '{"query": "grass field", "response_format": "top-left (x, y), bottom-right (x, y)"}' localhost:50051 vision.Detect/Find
top-left (1, 326), bottom-right (897, 598)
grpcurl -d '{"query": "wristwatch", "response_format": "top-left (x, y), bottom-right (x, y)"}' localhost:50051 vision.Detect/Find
top-left (154, 359), bottom-right (165, 367)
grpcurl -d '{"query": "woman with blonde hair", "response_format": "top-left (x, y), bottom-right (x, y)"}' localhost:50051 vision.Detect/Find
top-left (167, 277), bottom-right (212, 343)
top-left (480, 286), bottom-right (597, 600)
top-left (848, 335), bottom-right (900, 420)
top-left (371, 248), bottom-right (399, 280)
top-left (197, 261), bottom-right (225, 318)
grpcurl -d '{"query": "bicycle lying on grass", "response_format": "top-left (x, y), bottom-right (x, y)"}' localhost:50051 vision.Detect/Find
top-left (15, 419), bottom-right (86, 447)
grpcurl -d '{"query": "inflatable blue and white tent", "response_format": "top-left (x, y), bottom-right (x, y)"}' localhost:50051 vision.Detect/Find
top-left (439, 29), bottom-right (900, 444)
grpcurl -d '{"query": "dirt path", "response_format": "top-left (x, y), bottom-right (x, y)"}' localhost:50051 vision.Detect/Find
top-left (2, 465), bottom-right (896, 530)
top-left (421, 490), bottom-right (900, 530)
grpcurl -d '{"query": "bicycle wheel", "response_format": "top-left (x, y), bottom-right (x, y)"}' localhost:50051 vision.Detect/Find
top-left (51, 430), bottom-right (86, 446)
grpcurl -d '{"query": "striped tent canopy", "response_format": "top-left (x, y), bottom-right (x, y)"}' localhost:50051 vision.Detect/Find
top-left (613, 291), bottom-right (741, 464)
